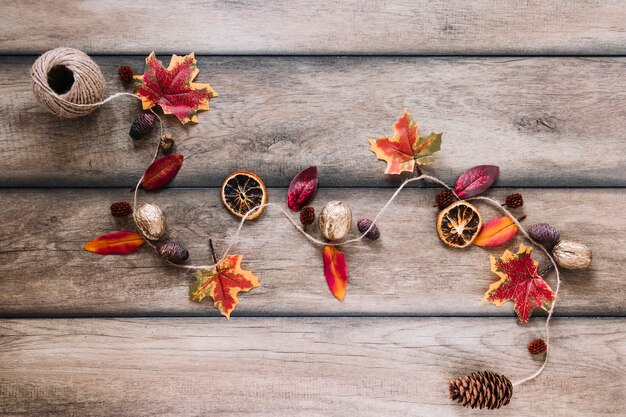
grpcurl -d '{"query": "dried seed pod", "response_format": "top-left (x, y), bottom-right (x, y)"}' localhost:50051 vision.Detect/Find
top-left (156, 242), bottom-right (189, 263)
top-left (435, 189), bottom-right (455, 209)
top-left (160, 133), bottom-right (175, 152)
top-left (134, 203), bottom-right (165, 240)
top-left (300, 206), bottom-right (315, 227)
top-left (552, 240), bottom-right (592, 270)
top-left (318, 201), bottom-right (352, 241)
top-left (110, 201), bottom-right (133, 217)
top-left (357, 218), bottom-right (380, 240)
top-left (528, 223), bottom-right (560, 246)
top-left (528, 338), bottom-right (547, 355)
top-left (129, 113), bottom-right (155, 140)
top-left (504, 192), bottom-right (524, 209)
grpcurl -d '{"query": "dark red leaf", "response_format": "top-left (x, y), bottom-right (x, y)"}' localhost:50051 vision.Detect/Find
top-left (141, 154), bottom-right (184, 190)
top-left (454, 165), bottom-right (499, 198)
top-left (287, 166), bottom-right (318, 211)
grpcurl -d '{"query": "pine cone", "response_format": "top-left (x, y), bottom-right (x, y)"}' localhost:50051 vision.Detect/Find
top-left (160, 133), bottom-right (175, 152)
top-left (435, 189), bottom-right (455, 209)
top-left (110, 201), bottom-right (133, 217)
top-left (357, 218), bottom-right (380, 240)
top-left (129, 113), bottom-right (156, 140)
top-left (528, 338), bottom-right (547, 355)
top-left (300, 206), bottom-right (315, 227)
top-left (118, 65), bottom-right (134, 83)
top-left (449, 371), bottom-right (513, 410)
top-left (156, 242), bottom-right (189, 263)
top-left (528, 223), bottom-right (561, 247)
top-left (505, 193), bottom-right (524, 209)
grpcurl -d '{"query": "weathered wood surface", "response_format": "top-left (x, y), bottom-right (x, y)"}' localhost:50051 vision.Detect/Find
top-left (2, 1), bottom-right (626, 55)
top-left (0, 188), bottom-right (619, 317)
top-left (0, 317), bottom-right (623, 417)
top-left (2, 56), bottom-right (626, 188)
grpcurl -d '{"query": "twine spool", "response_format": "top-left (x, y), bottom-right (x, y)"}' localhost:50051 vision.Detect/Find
top-left (31, 47), bottom-right (105, 118)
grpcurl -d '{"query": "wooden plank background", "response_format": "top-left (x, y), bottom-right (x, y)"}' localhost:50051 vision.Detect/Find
top-left (0, 1), bottom-right (624, 416)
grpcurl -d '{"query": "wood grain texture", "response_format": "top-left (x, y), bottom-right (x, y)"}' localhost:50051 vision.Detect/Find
top-left (0, 317), bottom-right (623, 416)
top-left (0, 188), bottom-right (620, 317)
top-left (2, 56), bottom-right (626, 188)
top-left (1, 1), bottom-right (626, 55)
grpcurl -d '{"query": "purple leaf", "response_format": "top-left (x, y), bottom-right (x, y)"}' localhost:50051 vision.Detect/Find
top-left (454, 165), bottom-right (499, 198)
top-left (287, 166), bottom-right (318, 211)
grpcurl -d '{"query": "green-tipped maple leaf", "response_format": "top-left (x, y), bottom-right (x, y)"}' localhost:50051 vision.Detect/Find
top-left (134, 52), bottom-right (218, 124)
top-left (369, 109), bottom-right (442, 174)
top-left (483, 244), bottom-right (555, 323)
top-left (190, 255), bottom-right (260, 319)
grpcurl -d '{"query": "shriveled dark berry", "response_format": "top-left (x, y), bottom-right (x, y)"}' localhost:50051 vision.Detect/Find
top-left (129, 113), bottom-right (155, 140)
top-left (118, 65), bottom-right (134, 83)
top-left (300, 206), bottom-right (315, 227)
top-left (357, 218), bottom-right (380, 240)
top-left (435, 189), bottom-right (455, 209)
top-left (110, 201), bottom-right (133, 217)
top-left (505, 193), bottom-right (524, 209)
top-left (156, 242), bottom-right (189, 263)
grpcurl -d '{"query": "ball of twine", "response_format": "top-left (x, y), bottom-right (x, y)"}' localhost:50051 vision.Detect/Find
top-left (31, 47), bottom-right (105, 118)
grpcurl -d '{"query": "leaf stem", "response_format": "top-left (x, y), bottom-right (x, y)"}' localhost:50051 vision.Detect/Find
top-left (208, 239), bottom-right (218, 264)
top-left (538, 264), bottom-right (554, 276)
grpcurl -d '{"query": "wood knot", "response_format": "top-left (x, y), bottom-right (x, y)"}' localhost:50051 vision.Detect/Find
top-left (515, 115), bottom-right (558, 133)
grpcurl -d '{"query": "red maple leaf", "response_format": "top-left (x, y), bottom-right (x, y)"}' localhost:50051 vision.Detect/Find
top-left (134, 52), bottom-right (217, 124)
top-left (190, 255), bottom-right (260, 319)
top-left (483, 244), bottom-right (555, 323)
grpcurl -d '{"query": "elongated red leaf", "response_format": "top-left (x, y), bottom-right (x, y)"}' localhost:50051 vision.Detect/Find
top-left (141, 154), bottom-right (184, 190)
top-left (83, 231), bottom-right (145, 255)
top-left (473, 216), bottom-right (518, 247)
top-left (454, 165), bottom-right (499, 198)
top-left (287, 166), bottom-right (318, 211)
top-left (322, 245), bottom-right (348, 301)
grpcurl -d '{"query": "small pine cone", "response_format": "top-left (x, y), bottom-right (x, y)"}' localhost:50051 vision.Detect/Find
top-left (160, 133), bottom-right (175, 152)
top-left (528, 223), bottom-right (561, 247)
top-left (118, 65), bottom-right (134, 82)
top-left (110, 201), bottom-right (133, 217)
top-left (129, 113), bottom-right (156, 140)
top-left (435, 189), bottom-right (455, 209)
top-left (449, 371), bottom-right (513, 410)
top-left (300, 206), bottom-right (315, 227)
top-left (357, 218), bottom-right (380, 240)
top-left (156, 242), bottom-right (189, 263)
top-left (528, 338), bottom-right (547, 355)
top-left (505, 192), bottom-right (524, 209)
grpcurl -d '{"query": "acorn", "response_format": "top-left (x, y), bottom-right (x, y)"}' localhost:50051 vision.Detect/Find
top-left (435, 189), bottom-right (455, 209)
top-left (318, 201), bottom-right (352, 241)
top-left (129, 113), bottom-right (155, 140)
top-left (160, 133), bottom-right (175, 152)
top-left (528, 223), bottom-right (560, 247)
top-left (300, 206), bottom-right (315, 227)
top-left (552, 240), bottom-right (592, 270)
top-left (504, 193), bottom-right (524, 209)
top-left (110, 201), bottom-right (133, 217)
top-left (118, 65), bottom-right (134, 83)
top-left (134, 203), bottom-right (165, 240)
top-left (528, 338), bottom-right (547, 355)
top-left (357, 218), bottom-right (380, 240)
top-left (156, 242), bottom-right (189, 263)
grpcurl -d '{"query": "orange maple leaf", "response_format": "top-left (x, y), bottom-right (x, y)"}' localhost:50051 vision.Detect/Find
top-left (133, 52), bottom-right (218, 124)
top-left (483, 244), bottom-right (555, 323)
top-left (369, 109), bottom-right (442, 174)
top-left (190, 255), bottom-right (260, 319)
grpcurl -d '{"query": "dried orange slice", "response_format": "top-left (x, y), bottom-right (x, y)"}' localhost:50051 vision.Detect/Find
top-left (221, 170), bottom-right (268, 220)
top-left (437, 200), bottom-right (482, 248)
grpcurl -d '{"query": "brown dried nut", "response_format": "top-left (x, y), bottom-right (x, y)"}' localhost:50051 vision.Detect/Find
top-left (552, 240), bottom-right (592, 270)
top-left (156, 242), bottom-right (189, 263)
top-left (318, 201), bottom-right (352, 241)
top-left (134, 203), bottom-right (165, 240)
top-left (528, 223), bottom-right (560, 247)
